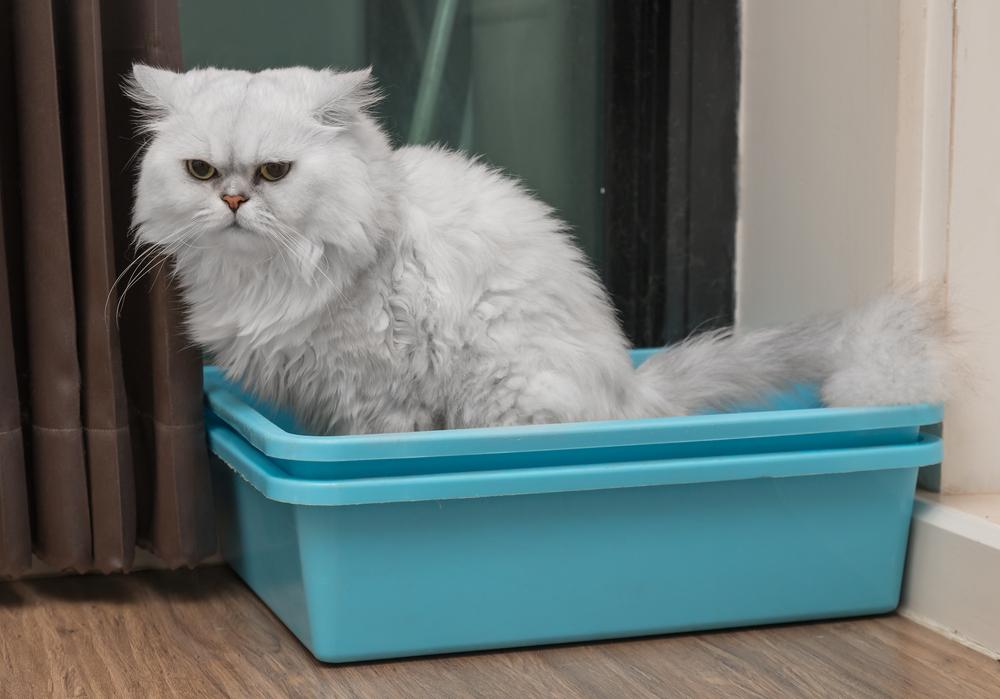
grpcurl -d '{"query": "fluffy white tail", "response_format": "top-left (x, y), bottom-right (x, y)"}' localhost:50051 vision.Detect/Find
top-left (631, 288), bottom-right (953, 416)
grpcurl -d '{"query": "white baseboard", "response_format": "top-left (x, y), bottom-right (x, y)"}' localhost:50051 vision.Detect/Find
top-left (900, 492), bottom-right (1000, 658)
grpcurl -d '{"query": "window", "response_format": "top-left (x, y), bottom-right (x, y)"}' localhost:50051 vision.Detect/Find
top-left (179, 0), bottom-right (738, 346)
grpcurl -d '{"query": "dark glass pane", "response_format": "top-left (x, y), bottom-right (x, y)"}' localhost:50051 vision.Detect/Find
top-left (179, 0), bottom-right (605, 263)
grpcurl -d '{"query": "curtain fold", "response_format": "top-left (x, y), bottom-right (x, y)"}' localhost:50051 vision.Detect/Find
top-left (0, 193), bottom-right (30, 576)
top-left (0, 0), bottom-right (215, 578)
top-left (12, 0), bottom-right (92, 572)
top-left (66, 0), bottom-right (136, 573)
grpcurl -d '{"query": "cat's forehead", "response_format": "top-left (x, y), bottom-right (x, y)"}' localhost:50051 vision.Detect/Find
top-left (169, 70), bottom-right (318, 160)
top-left (182, 71), bottom-right (307, 113)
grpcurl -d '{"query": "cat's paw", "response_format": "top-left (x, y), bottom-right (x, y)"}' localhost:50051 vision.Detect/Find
top-left (821, 288), bottom-right (954, 407)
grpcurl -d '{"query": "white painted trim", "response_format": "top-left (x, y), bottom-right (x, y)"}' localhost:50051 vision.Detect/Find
top-left (900, 608), bottom-right (1000, 661)
top-left (893, 0), bottom-right (953, 285)
top-left (900, 494), bottom-right (1000, 658)
top-left (937, 0), bottom-right (1000, 494)
top-left (911, 493), bottom-right (1000, 551)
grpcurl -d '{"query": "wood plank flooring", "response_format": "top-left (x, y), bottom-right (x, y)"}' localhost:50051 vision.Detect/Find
top-left (1, 566), bottom-right (998, 698)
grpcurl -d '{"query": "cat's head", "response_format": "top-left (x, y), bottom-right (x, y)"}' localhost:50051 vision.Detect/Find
top-left (125, 65), bottom-right (389, 288)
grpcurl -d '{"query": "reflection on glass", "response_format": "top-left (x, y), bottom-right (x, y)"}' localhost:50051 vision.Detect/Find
top-left (180, 0), bottom-right (605, 261)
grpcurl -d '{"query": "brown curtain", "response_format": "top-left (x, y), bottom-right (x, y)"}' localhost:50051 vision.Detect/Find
top-left (0, 0), bottom-right (215, 578)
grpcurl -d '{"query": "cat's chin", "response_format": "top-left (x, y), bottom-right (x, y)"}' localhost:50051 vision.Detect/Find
top-left (221, 220), bottom-right (276, 239)
top-left (224, 221), bottom-right (254, 235)
top-left (213, 224), bottom-right (271, 255)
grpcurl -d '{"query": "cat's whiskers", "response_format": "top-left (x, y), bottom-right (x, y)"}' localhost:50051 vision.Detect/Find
top-left (260, 224), bottom-right (300, 272)
top-left (276, 224), bottom-right (340, 293)
top-left (105, 241), bottom-right (165, 325)
top-left (258, 214), bottom-right (340, 294)
top-left (265, 220), bottom-right (345, 333)
top-left (109, 220), bottom-right (205, 324)
top-left (116, 244), bottom-right (178, 319)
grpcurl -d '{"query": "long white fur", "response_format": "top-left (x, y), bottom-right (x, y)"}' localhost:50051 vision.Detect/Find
top-left (126, 65), bottom-right (952, 435)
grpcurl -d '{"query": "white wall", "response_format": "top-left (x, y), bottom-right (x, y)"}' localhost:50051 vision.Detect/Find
top-left (736, 0), bottom-right (900, 329)
top-left (738, 0), bottom-right (1000, 493)
top-left (739, 1), bottom-right (1000, 652)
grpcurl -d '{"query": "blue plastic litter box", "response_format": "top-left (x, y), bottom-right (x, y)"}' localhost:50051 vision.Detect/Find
top-left (205, 349), bottom-right (942, 663)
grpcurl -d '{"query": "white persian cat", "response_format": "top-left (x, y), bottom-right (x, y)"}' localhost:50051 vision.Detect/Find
top-left (126, 65), bottom-right (951, 435)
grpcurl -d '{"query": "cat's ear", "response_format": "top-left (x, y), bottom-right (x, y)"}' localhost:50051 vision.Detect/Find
top-left (124, 64), bottom-right (179, 131)
top-left (312, 67), bottom-right (381, 127)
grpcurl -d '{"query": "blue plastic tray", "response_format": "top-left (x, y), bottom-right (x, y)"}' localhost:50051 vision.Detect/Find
top-left (204, 350), bottom-right (941, 479)
top-left (204, 350), bottom-right (943, 663)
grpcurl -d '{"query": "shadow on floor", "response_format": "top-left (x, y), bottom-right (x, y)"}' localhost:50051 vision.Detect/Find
top-left (3, 564), bottom-right (234, 606)
top-left (25, 573), bottom-right (139, 604)
top-left (0, 582), bottom-right (24, 606)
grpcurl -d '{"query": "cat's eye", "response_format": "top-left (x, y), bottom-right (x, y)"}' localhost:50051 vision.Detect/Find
top-left (185, 159), bottom-right (217, 180)
top-left (259, 162), bottom-right (292, 182)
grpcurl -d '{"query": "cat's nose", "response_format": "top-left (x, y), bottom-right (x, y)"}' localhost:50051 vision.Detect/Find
top-left (221, 193), bottom-right (248, 212)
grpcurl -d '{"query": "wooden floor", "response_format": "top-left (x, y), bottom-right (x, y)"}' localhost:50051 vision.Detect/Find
top-left (1, 567), bottom-right (998, 698)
